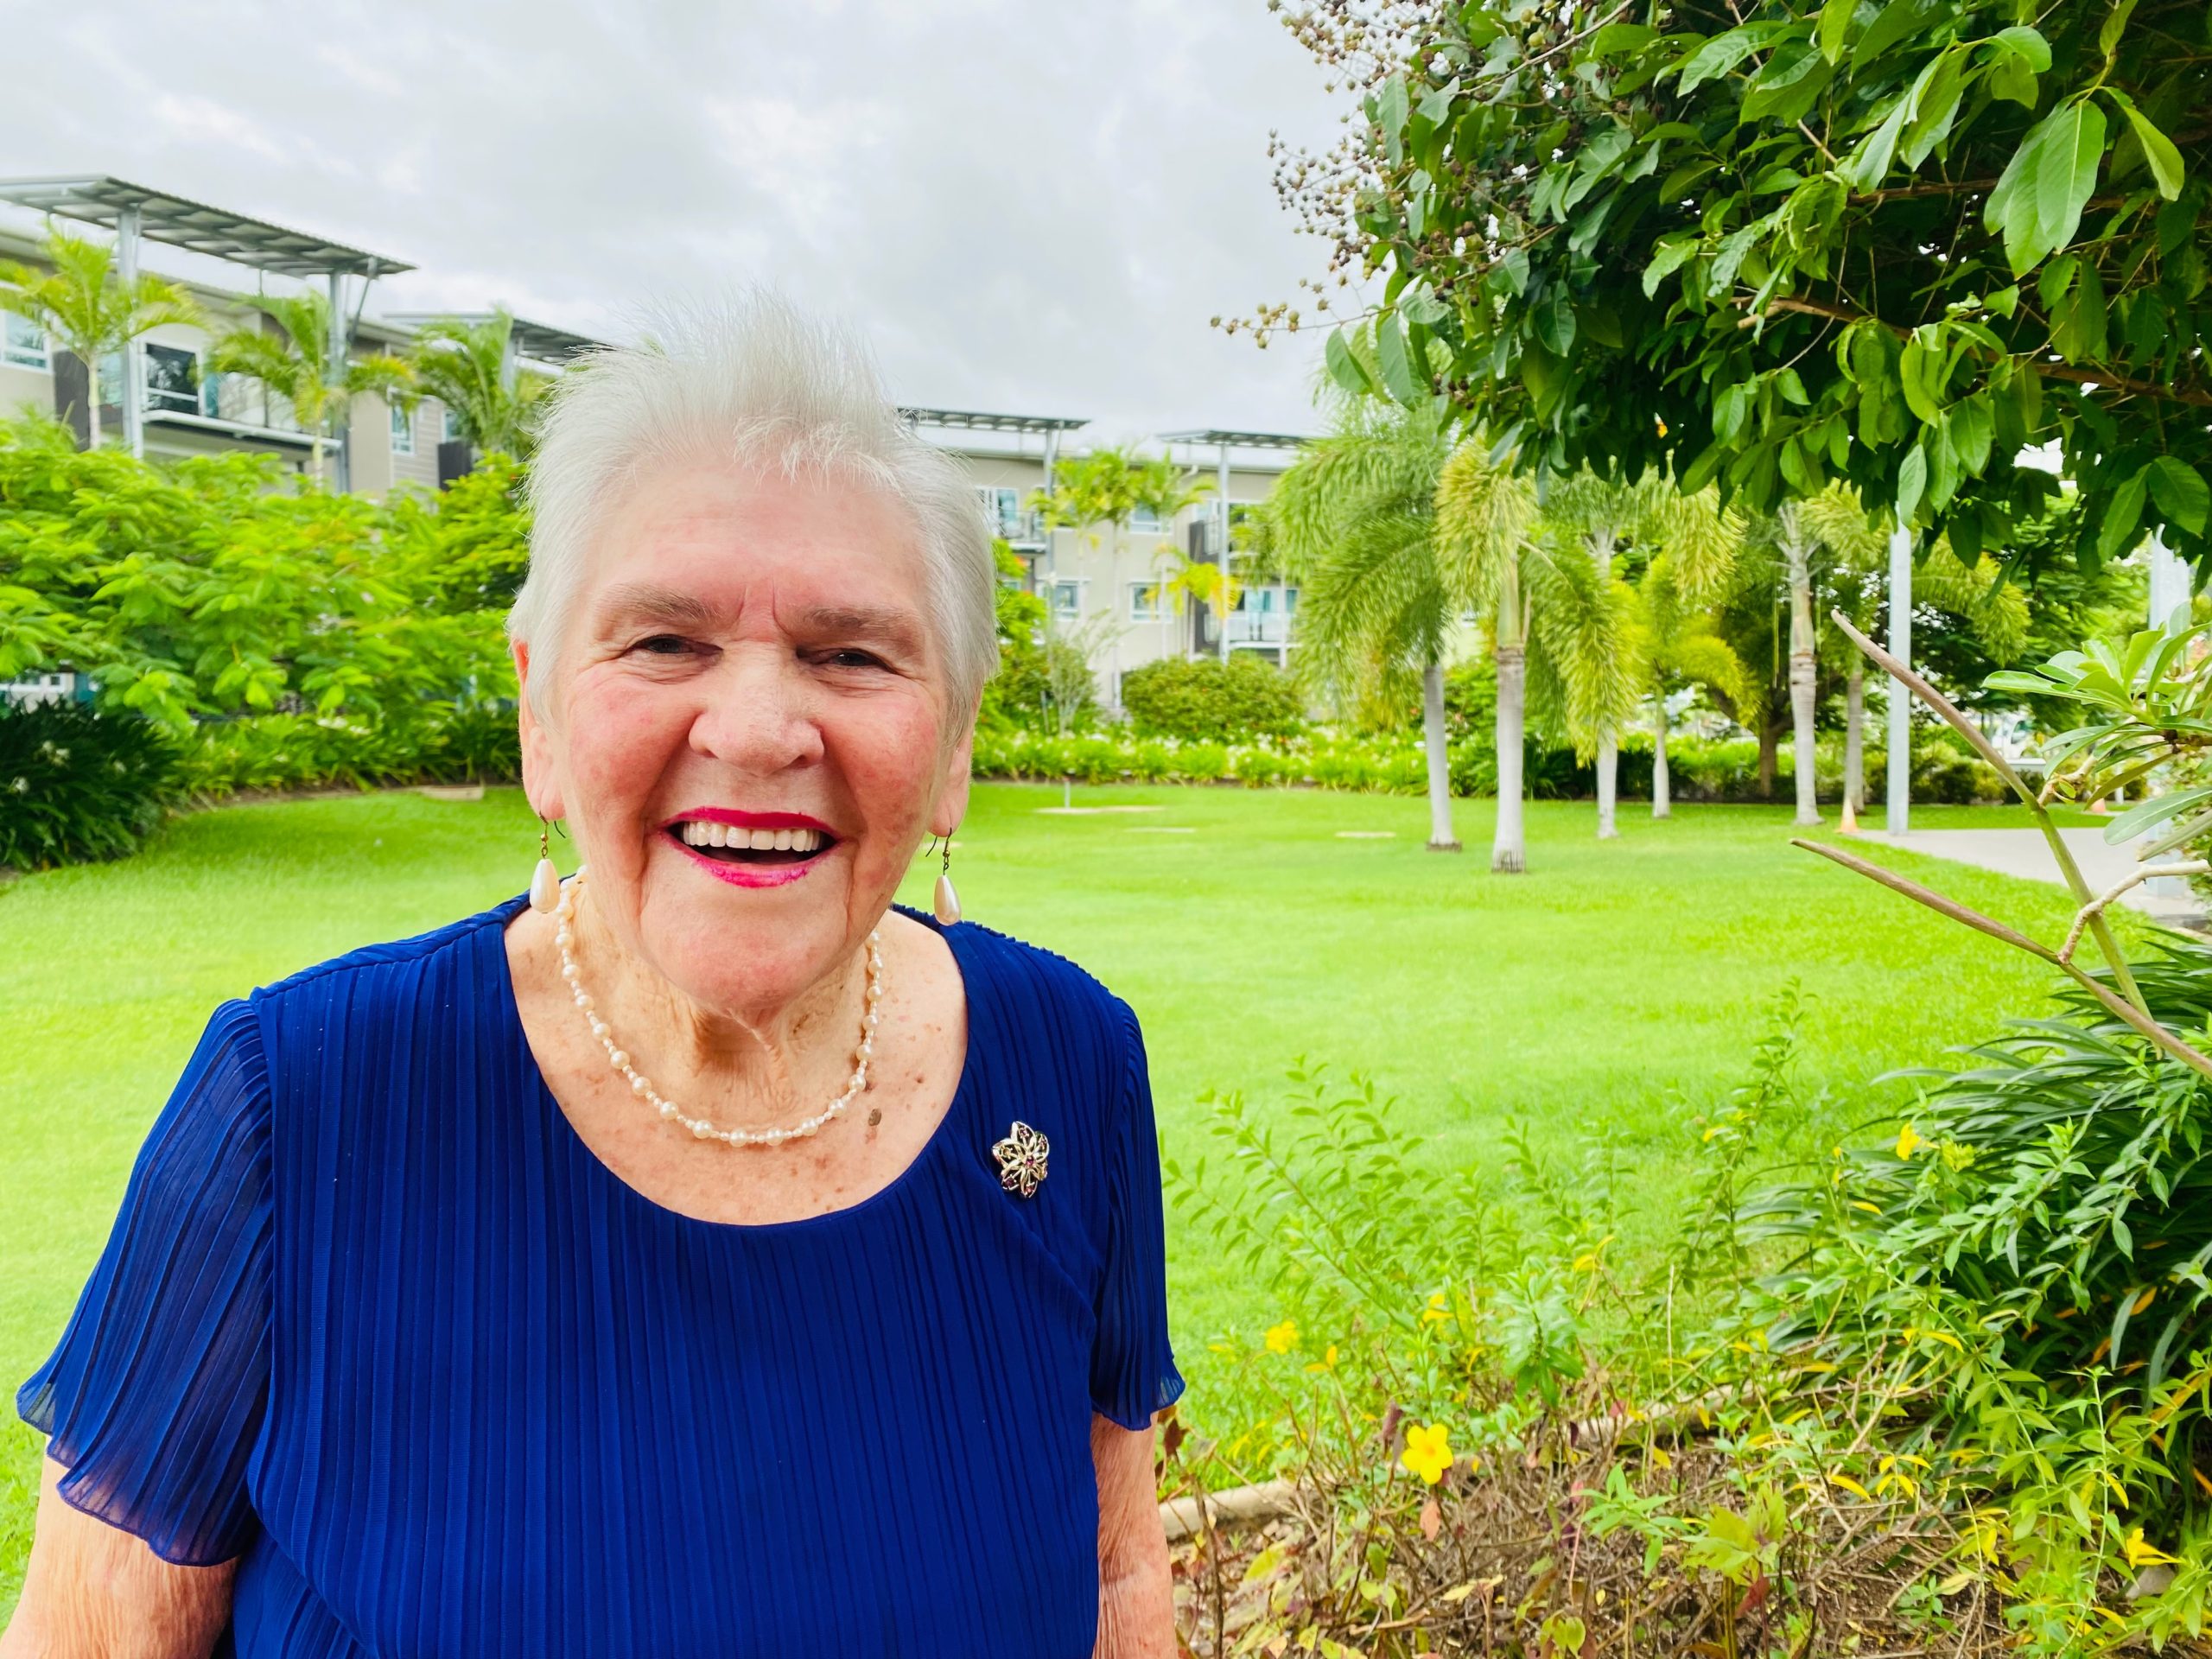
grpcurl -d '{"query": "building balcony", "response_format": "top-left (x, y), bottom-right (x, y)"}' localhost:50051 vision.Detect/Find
top-left (1225, 611), bottom-right (1293, 646)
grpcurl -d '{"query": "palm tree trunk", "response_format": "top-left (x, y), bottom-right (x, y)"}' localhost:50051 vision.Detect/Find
top-left (1844, 661), bottom-right (1866, 814)
top-left (1421, 660), bottom-right (1460, 852)
top-left (1589, 529), bottom-right (1618, 840)
top-left (1652, 701), bottom-right (1672, 819)
top-left (1788, 537), bottom-right (1821, 826)
top-left (1493, 640), bottom-right (1528, 873)
top-left (1595, 728), bottom-right (1618, 839)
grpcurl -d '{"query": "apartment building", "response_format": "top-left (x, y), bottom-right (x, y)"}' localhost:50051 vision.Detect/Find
top-left (0, 176), bottom-right (1311, 709)
top-left (922, 412), bottom-right (1303, 707)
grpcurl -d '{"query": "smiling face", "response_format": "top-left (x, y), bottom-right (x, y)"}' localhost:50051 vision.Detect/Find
top-left (516, 456), bottom-right (974, 1020)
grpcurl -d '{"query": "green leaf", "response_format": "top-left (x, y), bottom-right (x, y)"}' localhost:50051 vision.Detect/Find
top-left (1325, 329), bottom-right (1377, 398)
top-left (1990, 24), bottom-right (2050, 72)
top-left (1844, 93), bottom-right (1912, 192)
top-left (2147, 458), bottom-right (2211, 537)
top-left (1818, 0), bottom-right (1858, 61)
top-left (2099, 0), bottom-right (2137, 57)
top-left (2117, 102), bottom-right (2186, 200)
top-left (1853, 0), bottom-right (1931, 70)
top-left (1375, 315), bottom-right (1423, 407)
top-left (2099, 469), bottom-right (2148, 561)
top-left (1900, 48), bottom-right (1970, 169)
top-left (1897, 445), bottom-right (1928, 520)
top-left (2103, 784), bottom-right (2212, 843)
top-left (1678, 25), bottom-right (1776, 94)
top-left (1533, 285), bottom-right (1578, 355)
top-left (1642, 237), bottom-right (1699, 297)
top-left (2032, 100), bottom-right (2108, 266)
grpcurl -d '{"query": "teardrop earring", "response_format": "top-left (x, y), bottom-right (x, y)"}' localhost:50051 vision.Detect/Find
top-left (932, 834), bottom-right (962, 926)
top-left (529, 821), bottom-right (563, 913)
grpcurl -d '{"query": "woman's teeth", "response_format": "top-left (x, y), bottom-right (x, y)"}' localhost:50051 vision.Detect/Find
top-left (676, 822), bottom-right (827, 855)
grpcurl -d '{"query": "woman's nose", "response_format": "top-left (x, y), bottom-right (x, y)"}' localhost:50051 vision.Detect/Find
top-left (687, 650), bottom-right (825, 772)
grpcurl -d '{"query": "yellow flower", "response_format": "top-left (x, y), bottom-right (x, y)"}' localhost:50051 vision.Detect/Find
top-left (2124, 1528), bottom-right (2179, 1569)
top-left (1421, 1293), bottom-right (1451, 1327)
top-left (1305, 1343), bottom-right (1339, 1374)
top-left (1264, 1319), bottom-right (1299, 1355)
top-left (1401, 1422), bottom-right (1454, 1485)
top-left (1896, 1123), bottom-right (1923, 1160)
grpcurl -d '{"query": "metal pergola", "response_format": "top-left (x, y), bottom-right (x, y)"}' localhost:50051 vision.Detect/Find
top-left (382, 312), bottom-right (609, 383)
top-left (0, 175), bottom-right (413, 481)
top-left (1159, 428), bottom-right (1311, 661)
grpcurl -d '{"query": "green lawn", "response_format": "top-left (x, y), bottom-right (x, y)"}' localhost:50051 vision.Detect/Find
top-left (0, 783), bottom-right (2145, 1606)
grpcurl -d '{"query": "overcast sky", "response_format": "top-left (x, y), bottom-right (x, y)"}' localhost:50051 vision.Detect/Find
top-left (0, 1), bottom-right (1355, 449)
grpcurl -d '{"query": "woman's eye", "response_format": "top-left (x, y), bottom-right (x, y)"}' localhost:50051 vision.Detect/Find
top-left (821, 648), bottom-right (887, 670)
top-left (632, 634), bottom-right (696, 656)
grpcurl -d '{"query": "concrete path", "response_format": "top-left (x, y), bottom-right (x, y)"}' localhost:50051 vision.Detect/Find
top-left (1876, 826), bottom-right (2205, 925)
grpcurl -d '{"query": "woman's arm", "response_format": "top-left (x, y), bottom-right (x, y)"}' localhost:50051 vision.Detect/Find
top-left (0, 1454), bottom-right (236, 1659)
top-left (1091, 1415), bottom-right (1174, 1659)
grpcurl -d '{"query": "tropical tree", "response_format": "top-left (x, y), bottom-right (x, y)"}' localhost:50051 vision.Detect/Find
top-left (1437, 442), bottom-right (1634, 871)
top-left (1131, 455), bottom-right (1214, 659)
top-left (1540, 471), bottom-right (1740, 836)
top-left (0, 223), bottom-right (200, 449)
top-left (1033, 448), bottom-right (1147, 705)
top-left (1274, 0), bottom-right (2212, 577)
top-left (405, 310), bottom-right (549, 457)
top-left (207, 289), bottom-right (415, 484)
top-left (1627, 555), bottom-right (1751, 817)
top-left (1273, 400), bottom-right (1466, 851)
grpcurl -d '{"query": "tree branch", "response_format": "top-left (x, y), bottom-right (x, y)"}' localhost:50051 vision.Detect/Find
top-left (1739, 296), bottom-right (2212, 409)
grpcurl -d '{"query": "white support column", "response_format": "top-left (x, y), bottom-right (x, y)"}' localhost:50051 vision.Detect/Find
top-left (2148, 528), bottom-right (2190, 632)
top-left (1216, 440), bottom-right (1231, 662)
top-left (116, 206), bottom-right (143, 458)
top-left (1885, 513), bottom-right (1913, 836)
top-left (327, 271), bottom-right (349, 493)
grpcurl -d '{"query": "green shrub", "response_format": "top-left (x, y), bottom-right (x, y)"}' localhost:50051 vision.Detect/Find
top-left (0, 701), bottom-right (176, 871)
top-left (1119, 654), bottom-right (1305, 741)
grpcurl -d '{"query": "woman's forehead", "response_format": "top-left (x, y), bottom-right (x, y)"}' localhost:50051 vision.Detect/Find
top-left (586, 459), bottom-right (928, 601)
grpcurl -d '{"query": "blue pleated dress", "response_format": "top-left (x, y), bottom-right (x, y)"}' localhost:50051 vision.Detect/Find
top-left (16, 895), bottom-right (1185, 1656)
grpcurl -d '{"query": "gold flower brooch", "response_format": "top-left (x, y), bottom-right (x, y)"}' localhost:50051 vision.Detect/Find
top-left (991, 1121), bottom-right (1050, 1198)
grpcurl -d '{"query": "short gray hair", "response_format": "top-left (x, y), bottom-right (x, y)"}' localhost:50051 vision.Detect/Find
top-left (507, 290), bottom-right (999, 724)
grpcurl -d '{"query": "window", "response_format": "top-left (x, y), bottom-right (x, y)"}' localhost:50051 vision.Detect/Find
top-left (1046, 579), bottom-right (1084, 620)
top-left (973, 485), bottom-right (1022, 539)
top-left (1129, 504), bottom-right (1165, 531)
top-left (3, 313), bottom-right (46, 371)
top-left (143, 343), bottom-right (200, 415)
top-left (1128, 581), bottom-right (1163, 622)
top-left (391, 400), bottom-right (416, 455)
top-left (442, 405), bottom-right (464, 443)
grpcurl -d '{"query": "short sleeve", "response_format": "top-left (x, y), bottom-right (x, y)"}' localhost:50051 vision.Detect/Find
top-left (16, 998), bottom-right (273, 1566)
top-left (1088, 1001), bottom-right (1186, 1431)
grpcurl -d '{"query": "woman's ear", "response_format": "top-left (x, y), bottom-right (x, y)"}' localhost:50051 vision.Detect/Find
top-left (512, 640), bottom-right (567, 823)
top-left (930, 709), bottom-right (977, 839)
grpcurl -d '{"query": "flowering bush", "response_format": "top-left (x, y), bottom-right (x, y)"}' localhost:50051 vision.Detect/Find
top-left (0, 699), bottom-right (176, 870)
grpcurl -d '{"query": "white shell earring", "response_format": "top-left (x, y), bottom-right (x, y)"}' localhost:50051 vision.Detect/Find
top-left (932, 835), bottom-right (961, 926)
top-left (529, 821), bottom-right (562, 913)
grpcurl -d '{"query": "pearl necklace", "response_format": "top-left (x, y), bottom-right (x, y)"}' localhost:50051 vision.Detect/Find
top-left (552, 865), bottom-right (883, 1148)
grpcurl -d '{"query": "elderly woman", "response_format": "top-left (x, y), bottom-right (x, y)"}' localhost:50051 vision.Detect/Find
top-left (4, 296), bottom-right (1185, 1657)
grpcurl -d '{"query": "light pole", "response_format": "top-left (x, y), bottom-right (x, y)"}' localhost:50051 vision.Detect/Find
top-left (116, 205), bottom-right (143, 458)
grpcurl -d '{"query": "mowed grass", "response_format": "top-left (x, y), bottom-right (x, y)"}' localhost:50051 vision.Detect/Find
top-left (0, 782), bottom-right (2144, 1607)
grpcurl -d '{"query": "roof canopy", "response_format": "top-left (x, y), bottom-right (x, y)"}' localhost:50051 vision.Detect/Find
top-left (1158, 428), bottom-right (1310, 450)
top-left (900, 407), bottom-right (1089, 435)
top-left (382, 311), bottom-right (608, 365)
top-left (0, 175), bottom-right (412, 278)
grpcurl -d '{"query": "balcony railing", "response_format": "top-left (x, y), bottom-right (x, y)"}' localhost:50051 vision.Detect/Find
top-left (1225, 612), bottom-right (1293, 646)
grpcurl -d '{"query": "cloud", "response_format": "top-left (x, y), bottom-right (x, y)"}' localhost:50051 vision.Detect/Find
top-left (0, 0), bottom-right (1352, 442)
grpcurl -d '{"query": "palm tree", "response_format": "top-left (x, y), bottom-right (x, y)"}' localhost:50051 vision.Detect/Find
top-left (1627, 554), bottom-right (1751, 817)
top-left (0, 223), bottom-right (200, 448)
top-left (1273, 401), bottom-right (1465, 851)
top-left (405, 310), bottom-right (548, 457)
top-left (1537, 472), bottom-right (1735, 837)
top-left (1033, 448), bottom-right (1146, 707)
top-left (1436, 441), bottom-right (1633, 873)
top-left (1131, 454), bottom-right (1212, 659)
top-left (207, 289), bottom-right (415, 482)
